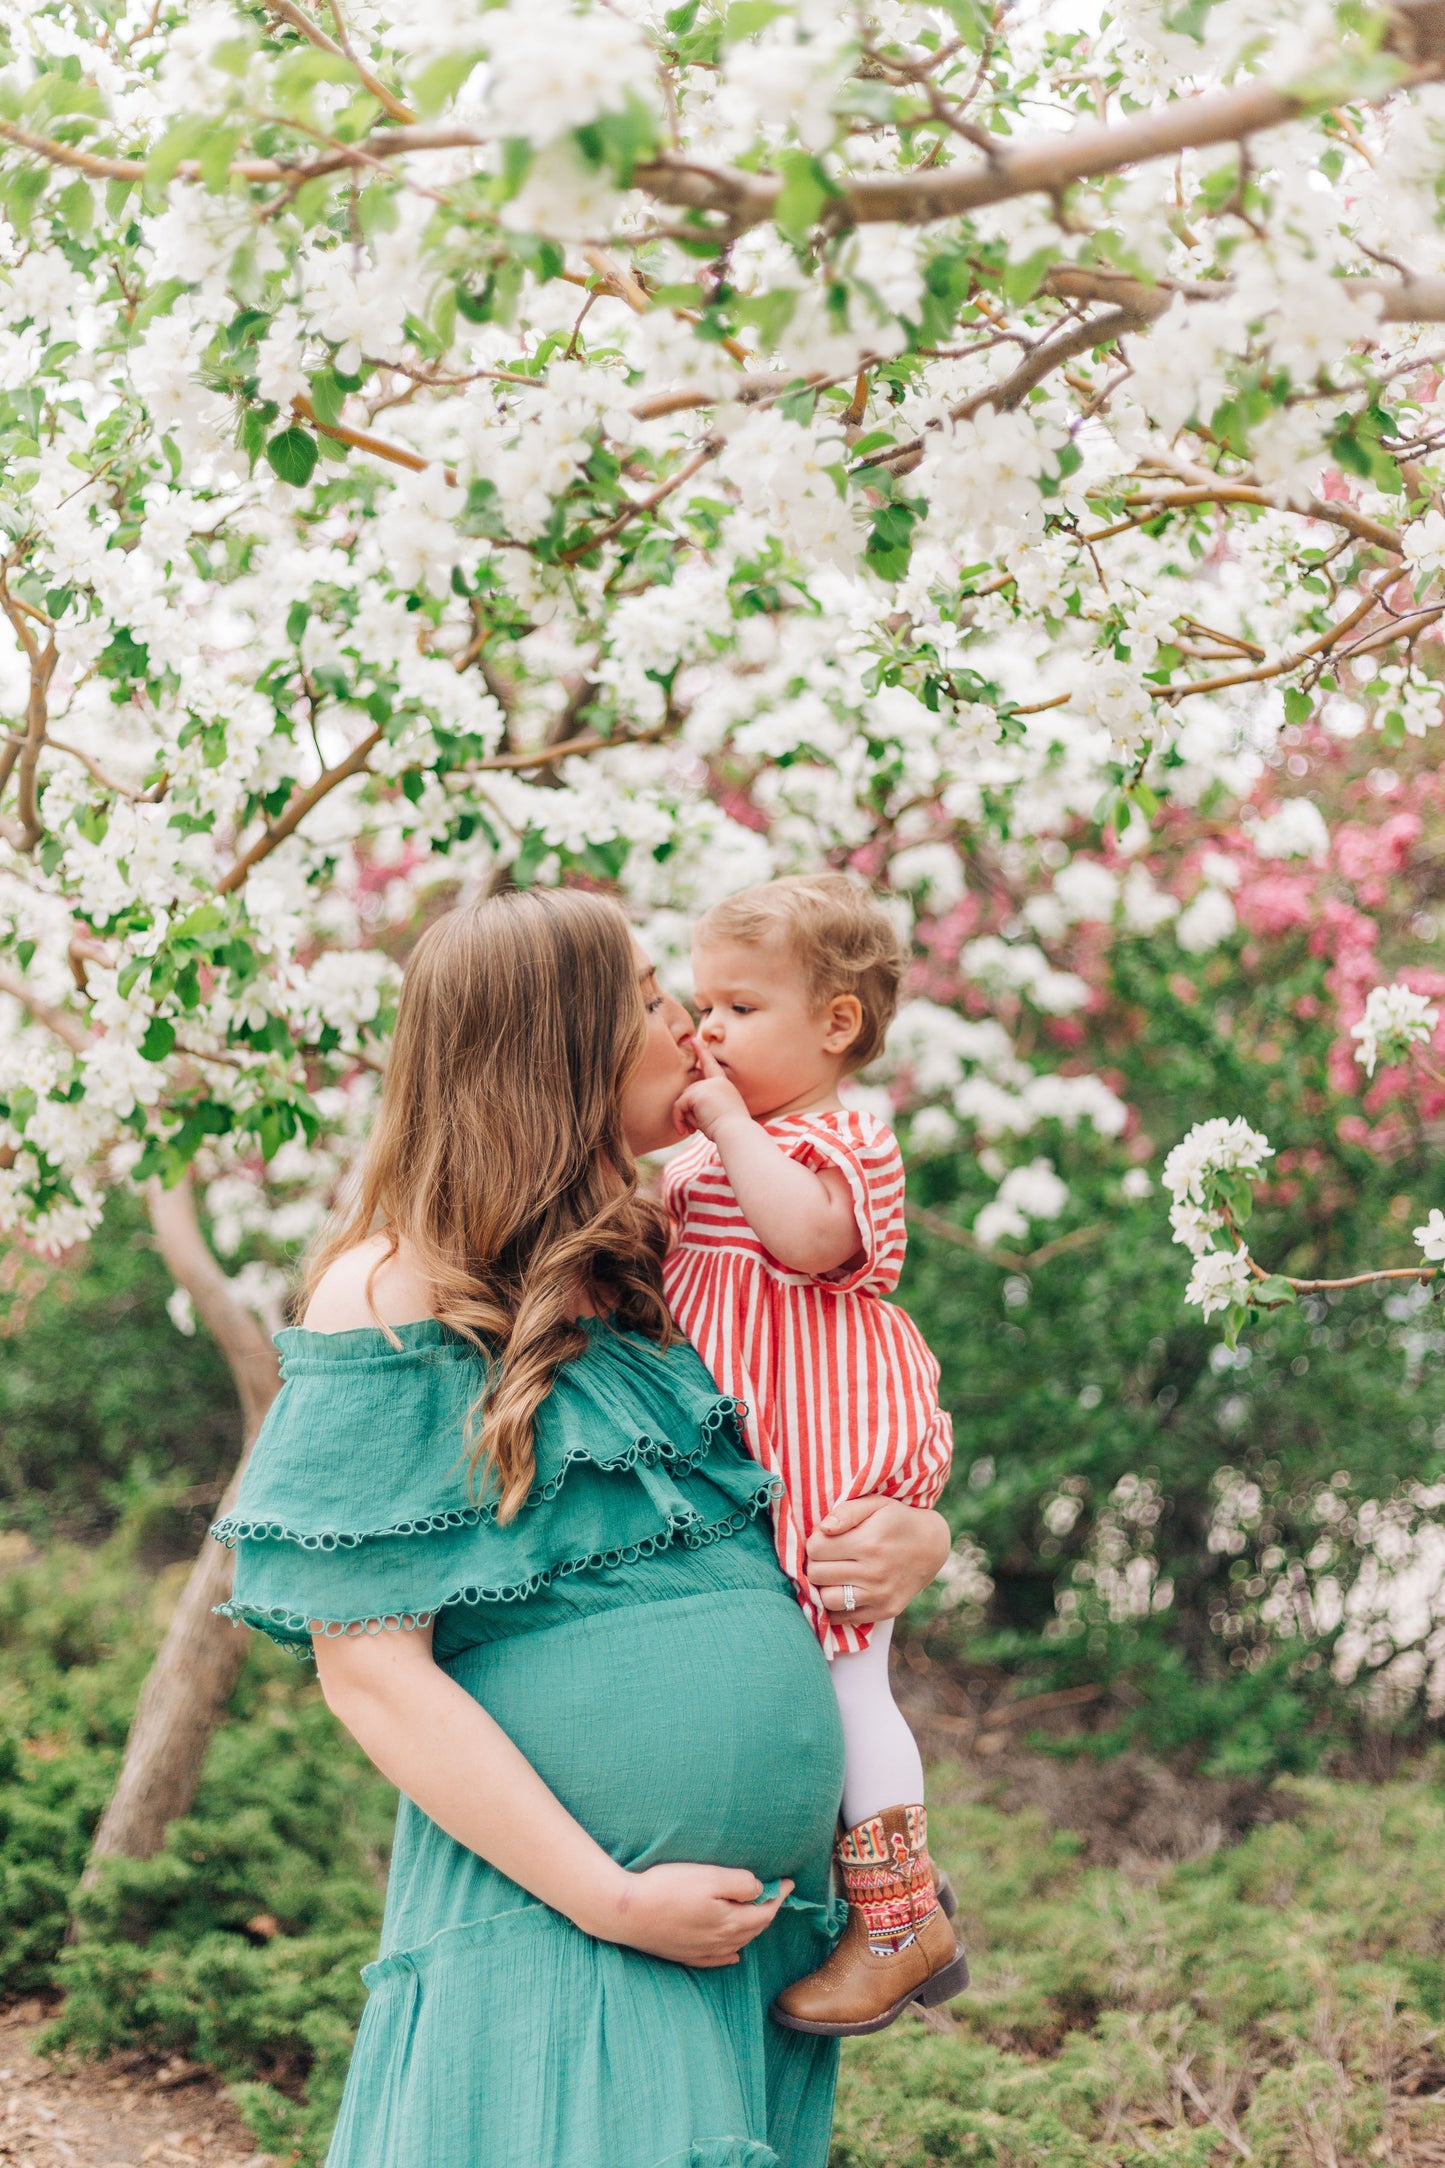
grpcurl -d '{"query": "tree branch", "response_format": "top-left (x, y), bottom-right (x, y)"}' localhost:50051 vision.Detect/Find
top-left (0, 568), bottom-right (58, 851)
top-left (906, 1201), bottom-right (1104, 1273)
top-left (1156, 582), bottom-right (1383, 701)
top-left (215, 725), bottom-right (384, 896)
top-left (9, 4), bottom-right (1445, 233)
top-left (291, 391), bottom-right (451, 479)
top-left (0, 965), bottom-right (89, 1054)
top-left (261, 0), bottom-right (415, 125)
top-left (2, 728), bottom-right (156, 804)
top-left (85, 1176), bottom-right (282, 1868)
top-left (956, 301), bottom-right (1163, 418)
top-left (636, 7), bottom-right (1445, 233)
top-left (558, 438), bottom-right (720, 563)
top-left (1046, 259), bottom-right (1445, 327)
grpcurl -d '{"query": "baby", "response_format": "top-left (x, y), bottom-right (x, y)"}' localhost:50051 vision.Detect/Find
top-left (664, 872), bottom-right (965, 2036)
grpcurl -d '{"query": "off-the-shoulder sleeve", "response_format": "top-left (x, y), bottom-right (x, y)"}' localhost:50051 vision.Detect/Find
top-left (780, 1112), bottom-right (908, 1295)
top-left (211, 1320), bottom-right (775, 1659)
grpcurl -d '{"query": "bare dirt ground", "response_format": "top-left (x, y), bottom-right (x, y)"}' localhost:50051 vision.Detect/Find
top-left (0, 2007), bottom-right (273, 2168)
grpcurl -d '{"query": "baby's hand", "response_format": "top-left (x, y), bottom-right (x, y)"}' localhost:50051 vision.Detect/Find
top-left (673, 1047), bottom-right (753, 1142)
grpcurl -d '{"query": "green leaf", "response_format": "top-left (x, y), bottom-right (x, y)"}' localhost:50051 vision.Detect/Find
top-left (144, 115), bottom-right (212, 197)
top-left (238, 404), bottom-right (269, 472)
top-left (733, 287), bottom-right (796, 348)
top-left (57, 178), bottom-right (93, 238)
top-left (307, 366), bottom-right (347, 428)
top-left (774, 150), bottom-right (838, 240)
top-left (1251, 1275), bottom-right (1298, 1306)
top-left (933, 0), bottom-right (989, 42)
top-left (197, 124), bottom-right (241, 194)
top-left (1162, 0), bottom-right (1216, 38)
top-left (1001, 247), bottom-right (1054, 306)
top-left (273, 47), bottom-right (359, 106)
top-left (1288, 52), bottom-right (1406, 111)
top-left (722, 0), bottom-right (786, 41)
top-left (2, 166), bottom-right (49, 237)
top-left (1283, 687), bottom-right (1313, 727)
top-left (410, 48), bottom-right (481, 116)
top-left (139, 1017), bottom-right (176, 1062)
top-left (130, 279), bottom-right (186, 336)
top-left (572, 99), bottom-right (659, 187)
top-left (286, 600), bottom-right (310, 644)
top-left (264, 427), bottom-right (319, 487)
top-left (864, 499), bottom-right (921, 582)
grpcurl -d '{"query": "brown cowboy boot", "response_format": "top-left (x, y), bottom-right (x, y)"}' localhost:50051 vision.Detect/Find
top-left (771, 1804), bottom-right (969, 2037)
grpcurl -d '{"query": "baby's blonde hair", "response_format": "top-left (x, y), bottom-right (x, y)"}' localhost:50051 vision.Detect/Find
top-left (695, 872), bottom-right (904, 1070)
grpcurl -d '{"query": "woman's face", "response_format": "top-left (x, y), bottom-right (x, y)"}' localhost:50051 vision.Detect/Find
top-left (621, 941), bottom-right (698, 1156)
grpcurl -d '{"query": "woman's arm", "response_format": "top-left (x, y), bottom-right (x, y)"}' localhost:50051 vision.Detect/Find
top-left (313, 1624), bottom-right (790, 1968)
top-left (804, 1497), bottom-right (951, 1627)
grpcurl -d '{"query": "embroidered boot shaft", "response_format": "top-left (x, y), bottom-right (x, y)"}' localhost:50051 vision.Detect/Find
top-left (771, 1803), bottom-right (968, 2038)
top-left (837, 1805), bottom-right (939, 1956)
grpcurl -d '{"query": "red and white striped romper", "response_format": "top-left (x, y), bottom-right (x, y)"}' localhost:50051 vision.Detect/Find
top-left (662, 1108), bottom-right (953, 1657)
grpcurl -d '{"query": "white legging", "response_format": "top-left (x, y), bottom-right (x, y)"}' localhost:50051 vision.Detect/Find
top-left (828, 1619), bottom-right (926, 1828)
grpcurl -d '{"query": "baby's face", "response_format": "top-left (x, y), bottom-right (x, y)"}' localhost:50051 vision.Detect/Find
top-left (691, 937), bottom-right (846, 1119)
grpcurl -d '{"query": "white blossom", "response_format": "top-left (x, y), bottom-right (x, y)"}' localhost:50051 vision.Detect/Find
top-left (1351, 983), bottom-right (1440, 1077)
top-left (1251, 796), bottom-right (1329, 861)
top-left (1184, 1247), bottom-right (1255, 1318)
top-left (1176, 885), bottom-right (1238, 954)
top-left (1163, 1118), bottom-right (1275, 1206)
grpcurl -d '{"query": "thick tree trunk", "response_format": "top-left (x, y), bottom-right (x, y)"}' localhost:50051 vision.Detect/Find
top-left (84, 1176), bottom-right (281, 1869)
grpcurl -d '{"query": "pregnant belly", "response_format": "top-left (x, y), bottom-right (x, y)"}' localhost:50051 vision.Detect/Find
top-left (378, 1586), bottom-right (844, 1958)
top-left (449, 1588), bottom-right (844, 1881)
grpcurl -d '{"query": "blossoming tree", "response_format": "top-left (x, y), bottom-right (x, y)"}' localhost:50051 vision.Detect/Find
top-left (6, 0), bottom-right (1445, 1855)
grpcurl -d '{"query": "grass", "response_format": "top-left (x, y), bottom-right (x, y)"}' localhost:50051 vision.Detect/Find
top-left (4, 1537), bottom-right (1445, 2165)
top-left (834, 1761), bottom-right (1445, 2165)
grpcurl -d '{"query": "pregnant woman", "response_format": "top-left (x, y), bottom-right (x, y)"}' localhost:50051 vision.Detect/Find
top-left (211, 887), bottom-right (950, 2168)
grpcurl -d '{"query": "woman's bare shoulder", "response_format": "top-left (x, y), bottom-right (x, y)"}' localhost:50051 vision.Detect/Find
top-left (302, 1235), bottom-right (436, 1333)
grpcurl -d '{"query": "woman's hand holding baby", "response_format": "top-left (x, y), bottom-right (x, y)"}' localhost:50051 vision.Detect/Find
top-left (806, 1495), bottom-right (952, 1624)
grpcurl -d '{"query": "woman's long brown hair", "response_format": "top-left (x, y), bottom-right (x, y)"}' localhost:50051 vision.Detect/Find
top-left (305, 889), bottom-right (674, 1520)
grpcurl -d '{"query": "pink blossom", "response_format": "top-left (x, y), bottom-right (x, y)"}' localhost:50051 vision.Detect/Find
top-left (919, 895), bottom-right (980, 963)
top-left (716, 788), bottom-right (768, 834)
top-left (1236, 871), bottom-right (1316, 937)
top-left (1334, 812), bottom-right (1422, 903)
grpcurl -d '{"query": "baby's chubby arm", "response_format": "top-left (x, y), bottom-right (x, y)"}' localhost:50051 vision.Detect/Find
top-left (674, 1050), bottom-right (862, 1276)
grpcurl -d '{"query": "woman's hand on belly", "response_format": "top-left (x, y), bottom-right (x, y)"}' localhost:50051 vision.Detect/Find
top-left (585, 1863), bottom-right (794, 1969)
top-left (805, 1496), bottom-right (951, 1624)
top-left (314, 1622), bottom-right (794, 1969)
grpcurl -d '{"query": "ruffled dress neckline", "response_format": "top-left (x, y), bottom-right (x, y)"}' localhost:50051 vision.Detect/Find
top-left (212, 1310), bottom-right (781, 1660)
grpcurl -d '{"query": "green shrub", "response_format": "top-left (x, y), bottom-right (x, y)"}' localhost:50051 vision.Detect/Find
top-left (0, 1195), bottom-right (238, 1548)
top-left (832, 1758), bottom-right (1445, 2167)
top-left (5, 1543), bottom-right (1445, 2165)
top-left (0, 1537), bottom-right (392, 2161)
top-left (899, 909), bottom-right (1445, 1776)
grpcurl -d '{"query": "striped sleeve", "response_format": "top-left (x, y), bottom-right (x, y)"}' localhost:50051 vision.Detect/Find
top-left (783, 1113), bottom-right (907, 1296)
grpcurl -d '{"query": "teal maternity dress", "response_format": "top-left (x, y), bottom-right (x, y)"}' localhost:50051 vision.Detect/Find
top-left (211, 1317), bottom-right (845, 2168)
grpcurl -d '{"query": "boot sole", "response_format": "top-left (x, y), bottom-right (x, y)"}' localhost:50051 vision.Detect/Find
top-left (770, 1948), bottom-right (971, 2038)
